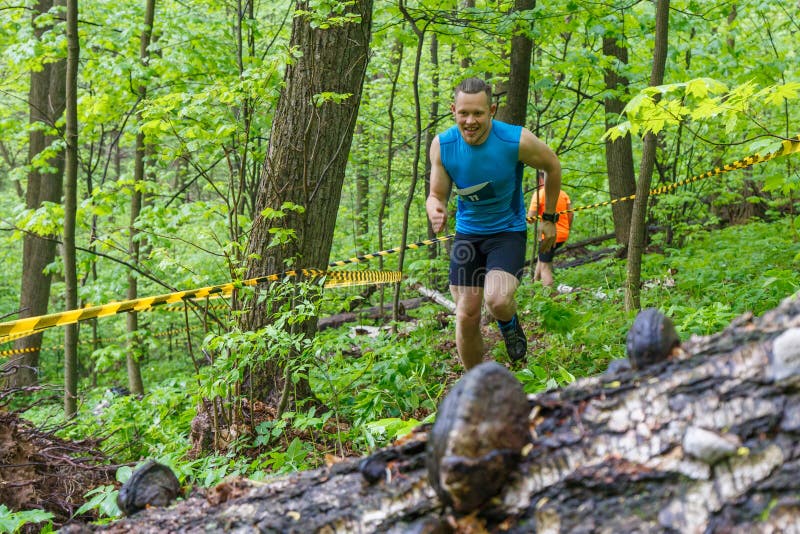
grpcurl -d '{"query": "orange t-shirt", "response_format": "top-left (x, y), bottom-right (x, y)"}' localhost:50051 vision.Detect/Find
top-left (532, 188), bottom-right (571, 243)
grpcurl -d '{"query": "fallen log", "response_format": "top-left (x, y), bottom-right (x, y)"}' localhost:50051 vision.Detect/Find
top-left (79, 292), bottom-right (800, 533)
top-left (411, 283), bottom-right (456, 313)
top-left (317, 297), bottom-right (426, 330)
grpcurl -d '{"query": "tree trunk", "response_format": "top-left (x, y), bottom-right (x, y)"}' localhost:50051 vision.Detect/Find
top-left (354, 123), bottom-right (369, 253)
top-left (425, 33), bottom-right (440, 260)
top-left (460, 0), bottom-right (475, 69)
top-left (62, 0), bottom-right (79, 417)
top-left (375, 40), bottom-right (403, 316)
top-left (625, 0), bottom-right (670, 312)
top-left (240, 1), bottom-right (373, 405)
top-left (125, 0), bottom-right (157, 397)
top-left (603, 29), bottom-right (636, 246)
top-left (494, 0), bottom-right (534, 127)
top-left (8, 0), bottom-right (66, 388)
top-left (91, 291), bottom-right (800, 532)
top-left (393, 5), bottom-right (426, 323)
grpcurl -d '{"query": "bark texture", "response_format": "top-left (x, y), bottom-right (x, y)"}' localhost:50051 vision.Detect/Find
top-left (602, 31), bottom-right (636, 246)
top-left (494, 0), bottom-right (534, 127)
top-left (239, 1), bottom-right (373, 404)
top-left (62, 0), bottom-right (79, 416)
top-left (9, 0), bottom-right (67, 387)
top-left (86, 291), bottom-right (800, 533)
top-left (624, 0), bottom-right (670, 312)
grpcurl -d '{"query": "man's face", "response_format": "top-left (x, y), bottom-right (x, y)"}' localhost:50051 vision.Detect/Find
top-left (451, 91), bottom-right (496, 146)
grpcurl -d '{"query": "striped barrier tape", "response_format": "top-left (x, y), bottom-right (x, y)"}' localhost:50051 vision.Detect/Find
top-left (0, 324), bottom-right (205, 358)
top-left (328, 235), bottom-right (453, 267)
top-left (0, 303), bottom-right (229, 345)
top-left (563, 134), bottom-right (800, 217)
top-left (159, 303), bottom-right (230, 313)
top-left (0, 269), bottom-right (402, 343)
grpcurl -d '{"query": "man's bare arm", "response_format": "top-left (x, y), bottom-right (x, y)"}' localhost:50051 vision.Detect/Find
top-left (519, 129), bottom-right (562, 251)
top-left (426, 136), bottom-right (452, 234)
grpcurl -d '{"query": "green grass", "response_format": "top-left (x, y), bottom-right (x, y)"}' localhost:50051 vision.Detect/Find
top-left (509, 218), bottom-right (799, 390)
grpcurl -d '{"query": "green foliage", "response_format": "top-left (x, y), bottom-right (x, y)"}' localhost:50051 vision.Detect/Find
top-left (296, 1), bottom-right (362, 29)
top-left (363, 415), bottom-right (427, 444)
top-left (73, 482), bottom-right (122, 520)
top-left (0, 505), bottom-right (54, 534)
top-left (262, 437), bottom-right (314, 474)
top-left (605, 79), bottom-right (799, 142)
top-left (311, 322), bottom-right (450, 449)
top-left (515, 364), bottom-right (575, 395)
top-left (25, 378), bottom-right (197, 463)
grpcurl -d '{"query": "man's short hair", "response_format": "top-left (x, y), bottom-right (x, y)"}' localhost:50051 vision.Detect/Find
top-left (455, 77), bottom-right (492, 104)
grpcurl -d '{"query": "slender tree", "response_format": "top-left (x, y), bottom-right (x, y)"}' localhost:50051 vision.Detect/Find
top-left (376, 40), bottom-right (404, 316)
top-left (240, 0), bottom-right (374, 408)
top-left (125, 0), bottom-right (157, 397)
top-left (63, 0), bottom-right (79, 416)
top-left (394, 2), bottom-right (428, 321)
top-left (354, 123), bottom-right (369, 252)
top-left (625, 0), bottom-right (670, 311)
top-left (8, 0), bottom-right (67, 388)
top-left (425, 33), bottom-right (440, 260)
top-left (460, 0), bottom-right (475, 69)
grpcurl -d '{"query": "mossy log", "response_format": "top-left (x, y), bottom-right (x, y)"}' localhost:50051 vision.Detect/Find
top-left (79, 292), bottom-right (800, 533)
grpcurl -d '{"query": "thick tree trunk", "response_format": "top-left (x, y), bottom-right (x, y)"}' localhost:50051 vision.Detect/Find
top-left (240, 1), bottom-right (373, 404)
top-left (602, 31), bottom-right (636, 247)
top-left (91, 292), bottom-right (800, 532)
top-left (494, 0), bottom-right (534, 127)
top-left (8, 0), bottom-right (67, 387)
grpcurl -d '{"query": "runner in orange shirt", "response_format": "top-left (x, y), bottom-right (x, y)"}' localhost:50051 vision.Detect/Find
top-left (528, 170), bottom-right (573, 288)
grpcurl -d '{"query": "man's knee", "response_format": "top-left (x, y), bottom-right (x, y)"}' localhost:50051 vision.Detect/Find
top-left (484, 273), bottom-right (517, 318)
top-left (456, 304), bottom-right (482, 327)
top-left (484, 291), bottom-right (513, 316)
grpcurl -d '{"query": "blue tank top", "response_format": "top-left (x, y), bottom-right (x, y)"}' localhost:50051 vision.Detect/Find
top-left (439, 120), bottom-right (526, 235)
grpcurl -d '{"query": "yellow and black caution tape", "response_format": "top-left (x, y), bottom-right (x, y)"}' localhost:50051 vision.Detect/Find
top-left (0, 324), bottom-right (205, 358)
top-left (537, 134), bottom-right (800, 220)
top-left (0, 269), bottom-right (401, 343)
top-left (329, 235), bottom-right (453, 267)
top-left (159, 303), bottom-right (230, 313)
top-left (323, 269), bottom-right (403, 288)
top-left (0, 345), bottom-right (38, 358)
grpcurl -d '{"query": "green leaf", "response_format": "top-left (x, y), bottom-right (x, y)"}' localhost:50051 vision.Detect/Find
top-left (0, 505), bottom-right (54, 533)
top-left (685, 77), bottom-right (727, 99)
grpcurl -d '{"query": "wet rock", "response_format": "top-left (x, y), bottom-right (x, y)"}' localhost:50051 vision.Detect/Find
top-left (117, 460), bottom-right (181, 516)
top-left (626, 308), bottom-right (680, 370)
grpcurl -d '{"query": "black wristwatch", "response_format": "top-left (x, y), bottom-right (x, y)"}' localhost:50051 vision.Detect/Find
top-left (541, 212), bottom-right (559, 223)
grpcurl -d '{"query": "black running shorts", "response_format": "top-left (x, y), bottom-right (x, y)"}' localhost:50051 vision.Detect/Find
top-left (449, 231), bottom-right (527, 287)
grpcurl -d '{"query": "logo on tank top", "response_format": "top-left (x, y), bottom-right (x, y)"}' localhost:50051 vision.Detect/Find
top-left (454, 181), bottom-right (496, 202)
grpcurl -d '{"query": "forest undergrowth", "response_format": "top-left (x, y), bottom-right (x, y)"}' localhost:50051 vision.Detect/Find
top-left (6, 215), bottom-right (800, 529)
